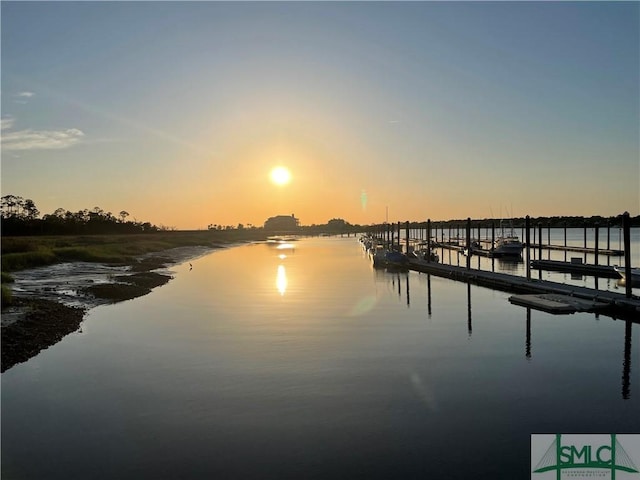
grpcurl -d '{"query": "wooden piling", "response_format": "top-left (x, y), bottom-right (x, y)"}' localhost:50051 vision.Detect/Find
top-left (594, 223), bottom-right (599, 267)
top-left (466, 218), bottom-right (471, 270)
top-left (427, 219), bottom-right (432, 263)
top-left (623, 212), bottom-right (632, 299)
top-left (525, 216), bottom-right (531, 280)
top-left (537, 224), bottom-right (542, 263)
top-left (583, 221), bottom-right (588, 263)
top-left (491, 221), bottom-right (495, 272)
top-left (405, 221), bottom-right (410, 254)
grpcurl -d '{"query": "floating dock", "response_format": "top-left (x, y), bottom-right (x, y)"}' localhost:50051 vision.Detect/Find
top-left (431, 241), bottom-right (624, 258)
top-left (530, 260), bottom-right (619, 278)
top-left (508, 294), bottom-right (609, 315)
top-left (407, 259), bottom-right (640, 321)
top-left (529, 244), bottom-right (624, 256)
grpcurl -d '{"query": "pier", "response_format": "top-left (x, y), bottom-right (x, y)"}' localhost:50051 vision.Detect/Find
top-left (529, 260), bottom-right (619, 278)
top-left (407, 259), bottom-right (639, 320)
top-left (363, 212), bottom-right (639, 320)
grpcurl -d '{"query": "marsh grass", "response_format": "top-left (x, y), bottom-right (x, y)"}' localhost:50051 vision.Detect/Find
top-left (1, 284), bottom-right (12, 307)
top-left (1, 230), bottom-right (268, 274)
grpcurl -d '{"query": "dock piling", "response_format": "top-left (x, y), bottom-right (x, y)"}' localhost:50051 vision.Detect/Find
top-left (623, 212), bottom-right (632, 299)
top-left (594, 223), bottom-right (599, 267)
top-left (405, 221), bottom-right (409, 255)
top-left (427, 219), bottom-right (431, 263)
top-left (466, 218), bottom-right (471, 270)
top-left (525, 216), bottom-right (531, 281)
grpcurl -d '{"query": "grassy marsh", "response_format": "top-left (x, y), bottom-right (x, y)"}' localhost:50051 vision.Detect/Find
top-left (1, 230), bottom-right (268, 274)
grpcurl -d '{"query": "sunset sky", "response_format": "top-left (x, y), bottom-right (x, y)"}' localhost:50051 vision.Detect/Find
top-left (2, 2), bottom-right (638, 229)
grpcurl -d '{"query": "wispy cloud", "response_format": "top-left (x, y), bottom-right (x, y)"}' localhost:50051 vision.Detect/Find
top-left (1, 117), bottom-right (15, 131)
top-left (1, 128), bottom-right (85, 151)
top-left (13, 91), bottom-right (35, 104)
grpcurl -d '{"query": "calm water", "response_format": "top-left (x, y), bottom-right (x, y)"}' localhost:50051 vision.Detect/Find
top-left (2, 237), bottom-right (638, 479)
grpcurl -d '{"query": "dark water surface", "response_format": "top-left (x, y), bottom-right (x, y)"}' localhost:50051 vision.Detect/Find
top-left (2, 237), bottom-right (638, 479)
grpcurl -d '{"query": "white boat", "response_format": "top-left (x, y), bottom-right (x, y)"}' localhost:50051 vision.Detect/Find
top-left (493, 221), bottom-right (523, 257)
top-left (410, 248), bottom-right (439, 263)
top-left (408, 242), bottom-right (439, 262)
top-left (493, 235), bottom-right (524, 257)
top-left (370, 244), bottom-right (388, 268)
top-left (613, 265), bottom-right (640, 286)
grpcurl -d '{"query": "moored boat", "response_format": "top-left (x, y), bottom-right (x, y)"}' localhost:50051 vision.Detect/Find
top-left (493, 221), bottom-right (523, 257)
top-left (384, 250), bottom-right (409, 269)
top-left (613, 265), bottom-right (640, 287)
top-left (493, 235), bottom-right (524, 257)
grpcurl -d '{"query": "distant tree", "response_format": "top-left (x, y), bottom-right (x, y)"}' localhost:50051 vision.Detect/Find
top-left (327, 218), bottom-right (350, 232)
top-left (22, 199), bottom-right (39, 220)
top-left (1, 195), bottom-right (21, 218)
top-left (119, 210), bottom-right (129, 223)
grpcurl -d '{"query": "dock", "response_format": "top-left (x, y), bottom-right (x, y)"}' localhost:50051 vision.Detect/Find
top-left (406, 259), bottom-right (640, 320)
top-left (530, 259), bottom-right (619, 278)
top-left (365, 212), bottom-right (637, 315)
top-left (508, 294), bottom-right (609, 314)
top-left (429, 240), bottom-right (623, 259)
top-left (529, 244), bottom-right (624, 256)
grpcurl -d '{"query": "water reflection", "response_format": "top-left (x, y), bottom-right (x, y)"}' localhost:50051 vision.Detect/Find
top-left (623, 320), bottom-right (633, 400)
top-left (467, 282), bottom-right (472, 337)
top-left (276, 264), bottom-right (287, 295)
top-left (3, 237), bottom-right (637, 480)
top-left (525, 308), bottom-right (532, 360)
top-left (518, 306), bottom-right (633, 399)
top-left (380, 267), bottom-right (634, 399)
top-left (267, 240), bottom-right (296, 258)
top-left (427, 274), bottom-right (432, 317)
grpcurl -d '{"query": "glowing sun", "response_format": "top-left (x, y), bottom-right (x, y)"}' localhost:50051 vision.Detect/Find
top-left (270, 166), bottom-right (292, 186)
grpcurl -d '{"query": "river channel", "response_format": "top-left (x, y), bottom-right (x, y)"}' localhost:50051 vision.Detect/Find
top-left (2, 236), bottom-right (638, 479)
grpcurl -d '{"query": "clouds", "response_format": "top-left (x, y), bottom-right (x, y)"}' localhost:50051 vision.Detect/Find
top-left (2, 90), bottom-right (85, 151)
top-left (1, 116), bottom-right (85, 151)
top-left (2, 127), bottom-right (85, 151)
top-left (1, 117), bottom-right (15, 131)
top-left (14, 91), bottom-right (35, 104)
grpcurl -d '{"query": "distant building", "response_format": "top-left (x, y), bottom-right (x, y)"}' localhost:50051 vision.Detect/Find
top-left (264, 214), bottom-right (299, 231)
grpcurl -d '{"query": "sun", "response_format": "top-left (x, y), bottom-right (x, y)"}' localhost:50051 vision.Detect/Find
top-left (270, 166), bottom-right (292, 186)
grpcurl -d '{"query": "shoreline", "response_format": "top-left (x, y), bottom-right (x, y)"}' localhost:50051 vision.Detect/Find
top-left (1, 244), bottom-right (229, 373)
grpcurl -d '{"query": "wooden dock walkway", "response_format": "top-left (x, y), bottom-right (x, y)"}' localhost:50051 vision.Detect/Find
top-left (407, 259), bottom-right (640, 321)
top-left (530, 260), bottom-right (620, 278)
top-left (529, 244), bottom-right (624, 256)
top-left (430, 240), bottom-right (624, 258)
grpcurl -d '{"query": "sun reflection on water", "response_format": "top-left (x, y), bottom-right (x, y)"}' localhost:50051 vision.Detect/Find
top-left (276, 264), bottom-right (288, 295)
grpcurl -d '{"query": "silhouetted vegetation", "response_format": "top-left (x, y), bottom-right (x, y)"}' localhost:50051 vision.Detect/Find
top-left (1, 195), bottom-right (162, 236)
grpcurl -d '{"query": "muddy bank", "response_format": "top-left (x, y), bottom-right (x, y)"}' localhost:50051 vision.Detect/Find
top-left (1, 298), bottom-right (85, 373)
top-left (1, 245), bottom-right (221, 373)
top-left (82, 271), bottom-right (172, 302)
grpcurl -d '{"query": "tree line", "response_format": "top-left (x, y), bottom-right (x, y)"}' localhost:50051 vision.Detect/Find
top-left (1, 195), bottom-right (162, 236)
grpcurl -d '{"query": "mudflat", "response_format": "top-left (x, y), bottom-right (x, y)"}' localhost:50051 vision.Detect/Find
top-left (1, 244), bottom-right (229, 372)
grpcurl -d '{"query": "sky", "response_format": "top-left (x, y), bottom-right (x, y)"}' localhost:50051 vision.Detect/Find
top-left (1, 1), bottom-right (638, 229)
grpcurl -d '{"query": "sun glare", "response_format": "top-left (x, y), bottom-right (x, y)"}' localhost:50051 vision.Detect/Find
top-left (270, 166), bottom-right (292, 186)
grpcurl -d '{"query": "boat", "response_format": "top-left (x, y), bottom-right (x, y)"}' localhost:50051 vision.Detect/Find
top-left (493, 235), bottom-right (524, 257)
top-left (369, 243), bottom-right (388, 268)
top-left (613, 265), bottom-right (640, 287)
top-left (461, 240), bottom-right (481, 257)
top-left (409, 243), bottom-right (439, 262)
top-left (492, 221), bottom-right (523, 257)
top-left (384, 250), bottom-right (409, 269)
